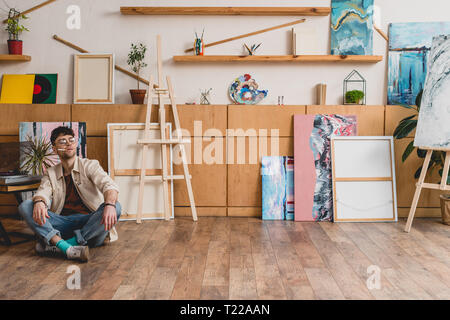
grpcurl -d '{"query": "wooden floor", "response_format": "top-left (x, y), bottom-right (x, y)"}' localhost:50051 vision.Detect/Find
top-left (0, 217), bottom-right (449, 300)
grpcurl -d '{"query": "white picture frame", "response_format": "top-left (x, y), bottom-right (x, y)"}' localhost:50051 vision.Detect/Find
top-left (107, 123), bottom-right (174, 221)
top-left (73, 53), bottom-right (115, 104)
top-left (331, 136), bottom-right (398, 222)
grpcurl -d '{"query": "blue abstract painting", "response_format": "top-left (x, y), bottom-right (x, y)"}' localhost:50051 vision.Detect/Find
top-left (414, 35), bottom-right (450, 149)
top-left (261, 156), bottom-right (294, 220)
top-left (331, 0), bottom-right (374, 55)
top-left (388, 22), bottom-right (450, 105)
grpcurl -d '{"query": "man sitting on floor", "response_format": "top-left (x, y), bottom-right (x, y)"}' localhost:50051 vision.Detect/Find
top-left (19, 126), bottom-right (121, 262)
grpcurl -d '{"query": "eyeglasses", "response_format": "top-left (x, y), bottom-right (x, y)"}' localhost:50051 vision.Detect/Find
top-left (56, 137), bottom-right (76, 146)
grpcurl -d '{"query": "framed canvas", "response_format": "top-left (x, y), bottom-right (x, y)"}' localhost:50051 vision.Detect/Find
top-left (414, 34), bottom-right (450, 149)
top-left (107, 123), bottom-right (174, 221)
top-left (73, 53), bottom-right (114, 104)
top-left (331, 136), bottom-right (398, 222)
top-left (294, 114), bottom-right (357, 222)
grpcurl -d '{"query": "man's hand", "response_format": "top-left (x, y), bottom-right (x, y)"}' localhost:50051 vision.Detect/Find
top-left (33, 202), bottom-right (49, 226)
top-left (101, 205), bottom-right (117, 231)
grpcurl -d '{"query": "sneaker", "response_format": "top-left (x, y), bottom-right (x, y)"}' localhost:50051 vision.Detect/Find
top-left (66, 245), bottom-right (89, 262)
top-left (35, 242), bottom-right (63, 256)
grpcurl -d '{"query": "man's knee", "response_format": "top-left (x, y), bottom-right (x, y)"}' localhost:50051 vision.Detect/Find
top-left (18, 199), bottom-right (34, 221)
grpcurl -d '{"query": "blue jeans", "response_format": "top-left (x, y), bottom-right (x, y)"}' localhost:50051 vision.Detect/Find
top-left (18, 200), bottom-right (121, 248)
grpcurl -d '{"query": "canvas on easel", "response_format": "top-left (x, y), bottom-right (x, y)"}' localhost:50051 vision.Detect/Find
top-left (405, 34), bottom-right (450, 232)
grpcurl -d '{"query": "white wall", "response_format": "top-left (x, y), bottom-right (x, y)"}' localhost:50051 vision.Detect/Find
top-left (1, 0), bottom-right (450, 105)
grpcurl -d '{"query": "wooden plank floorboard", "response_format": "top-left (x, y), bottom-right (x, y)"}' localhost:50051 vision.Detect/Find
top-left (338, 222), bottom-right (435, 300)
top-left (303, 223), bottom-right (374, 300)
top-left (358, 223), bottom-right (450, 299)
top-left (266, 224), bottom-right (315, 299)
top-left (0, 218), bottom-right (448, 300)
top-left (320, 222), bottom-right (406, 300)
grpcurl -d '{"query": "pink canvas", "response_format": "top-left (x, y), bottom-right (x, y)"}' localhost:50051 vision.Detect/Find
top-left (294, 115), bottom-right (317, 221)
top-left (294, 114), bottom-right (357, 221)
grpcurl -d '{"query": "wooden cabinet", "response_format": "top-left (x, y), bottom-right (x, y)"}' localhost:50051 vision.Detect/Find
top-left (0, 104), bottom-right (441, 218)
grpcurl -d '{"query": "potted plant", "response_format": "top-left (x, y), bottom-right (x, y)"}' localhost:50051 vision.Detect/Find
top-left (345, 90), bottom-right (365, 104)
top-left (5, 8), bottom-right (29, 55)
top-left (127, 42), bottom-right (148, 104)
top-left (20, 136), bottom-right (56, 175)
top-left (393, 90), bottom-right (450, 224)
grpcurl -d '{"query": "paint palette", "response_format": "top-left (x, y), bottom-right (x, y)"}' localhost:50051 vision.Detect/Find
top-left (229, 74), bottom-right (268, 105)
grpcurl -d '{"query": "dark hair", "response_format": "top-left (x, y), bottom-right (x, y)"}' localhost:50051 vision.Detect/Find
top-left (50, 126), bottom-right (75, 145)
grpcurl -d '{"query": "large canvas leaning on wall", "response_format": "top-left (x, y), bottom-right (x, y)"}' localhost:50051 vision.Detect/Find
top-left (330, 0), bottom-right (374, 55)
top-left (414, 35), bottom-right (450, 149)
top-left (331, 137), bottom-right (398, 222)
top-left (294, 114), bottom-right (357, 222)
top-left (388, 22), bottom-right (450, 105)
top-left (107, 123), bottom-right (174, 220)
top-left (261, 156), bottom-right (294, 221)
top-left (19, 122), bottom-right (87, 174)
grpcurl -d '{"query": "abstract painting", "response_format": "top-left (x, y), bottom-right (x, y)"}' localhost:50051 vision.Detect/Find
top-left (19, 122), bottom-right (87, 174)
top-left (331, 0), bottom-right (374, 55)
top-left (414, 35), bottom-right (450, 149)
top-left (294, 114), bottom-right (357, 222)
top-left (261, 156), bottom-right (294, 220)
top-left (388, 22), bottom-right (450, 105)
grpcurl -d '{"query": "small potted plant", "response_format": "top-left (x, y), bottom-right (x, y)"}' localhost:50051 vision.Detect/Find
top-left (345, 90), bottom-right (365, 104)
top-left (127, 42), bottom-right (148, 104)
top-left (5, 8), bottom-right (29, 55)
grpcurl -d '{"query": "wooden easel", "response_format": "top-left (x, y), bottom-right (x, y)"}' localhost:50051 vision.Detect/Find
top-left (405, 147), bottom-right (450, 232)
top-left (136, 35), bottom-right (197, 223)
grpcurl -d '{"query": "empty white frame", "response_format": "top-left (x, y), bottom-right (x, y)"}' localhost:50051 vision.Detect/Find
top-left (331, 136), bottom-right (398, 222)
top-left (74, 53), bottom-right (114, 104)
top-left (107, 123), bottom-right (174, 220)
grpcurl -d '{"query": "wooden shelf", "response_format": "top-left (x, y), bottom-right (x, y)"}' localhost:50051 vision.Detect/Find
top-left (173, 55), bottom-right (383, 63)
top-left (0, 54), bottom-right (31, 62)
top-left (120, 7), bottom-right (331, 16)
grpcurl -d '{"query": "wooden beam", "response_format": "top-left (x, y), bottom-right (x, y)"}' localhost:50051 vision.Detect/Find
top-left (52, 35), bottom-right (157, 88)
top-left (185, 19), bottom-right (305, 53)
top-left (173, 55), bottom-right (383, 63)
top-left (374, 25), bottom-right (389, 42)
top-left (2, 0), bottom-right (57, 23)
top-left (120, 7), bottom-right (331, 16)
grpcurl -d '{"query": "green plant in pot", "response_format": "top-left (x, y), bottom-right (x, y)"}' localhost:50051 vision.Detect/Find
top-left (20, 136), bottom-right (56, 175)
top-left (127, 42), bottom-right (148, 104)
top-left (345, 90), bottom-right (364, 104)
top-left (5, 8), bottom-right (29, 55)
top-left (393, 90), bottom-right (450, 185)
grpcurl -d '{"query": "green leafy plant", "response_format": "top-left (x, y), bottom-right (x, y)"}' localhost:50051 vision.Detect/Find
top-left (393, 90), bottom-right (449, 184)
top-left (127, 43), bottom-right (148, 90)
top-left (20, 136), bottom-right (56, 175)
top-left (345, 90), bottom-right (364, 104)
top-left (5, 8), bottom-right (29, 40)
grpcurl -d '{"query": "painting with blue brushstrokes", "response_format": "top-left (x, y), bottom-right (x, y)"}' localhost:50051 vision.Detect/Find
top-left (388, 22), bottom-right (450, 105)
top-left (331, 0), bottom-right (374, 55)
top-left (261, 156), bottom-right (294, 220)
top-left (414, 35), bottom-right (450, 149)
